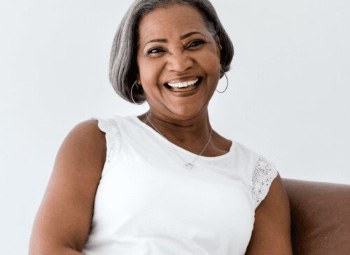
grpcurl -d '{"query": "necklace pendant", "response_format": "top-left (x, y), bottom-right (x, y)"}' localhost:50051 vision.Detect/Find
top-left (146, 113), bottom-right (212, 171)
top-left (184, 162), bottom-right (194, 169)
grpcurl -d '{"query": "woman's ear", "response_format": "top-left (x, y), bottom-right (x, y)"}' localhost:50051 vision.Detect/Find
top-left (136, 74), bottom-right (141, 86)
top-left (215, 36), bottom-right (222, 56)
top-left (215, 36), bottom-right (224, 77)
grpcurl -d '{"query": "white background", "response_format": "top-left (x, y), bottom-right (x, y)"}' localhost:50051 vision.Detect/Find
top-left (1, 0), bottom-right (349, 254)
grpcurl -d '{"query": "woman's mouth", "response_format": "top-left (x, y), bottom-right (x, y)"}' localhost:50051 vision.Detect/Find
top-left (164, 77), bottom-right (202, 91)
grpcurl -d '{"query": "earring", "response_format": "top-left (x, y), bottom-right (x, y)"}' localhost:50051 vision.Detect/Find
top-left (216, 72), bottom-right (228, 93)
top-left (130, 81), bottom-right (139, 104)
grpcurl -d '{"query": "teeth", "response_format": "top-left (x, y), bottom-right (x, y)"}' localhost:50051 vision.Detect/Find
top-left (167, 78), bottom-right (199, 88)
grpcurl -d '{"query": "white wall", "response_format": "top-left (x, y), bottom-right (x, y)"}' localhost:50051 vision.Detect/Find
top-left (1, 0), bottom-right (349, 254)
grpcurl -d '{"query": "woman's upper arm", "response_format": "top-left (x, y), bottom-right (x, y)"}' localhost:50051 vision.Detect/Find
top-left (29, 120), bottom-right (106, 254)
top-left (246, 175), bottom-right (293, 255)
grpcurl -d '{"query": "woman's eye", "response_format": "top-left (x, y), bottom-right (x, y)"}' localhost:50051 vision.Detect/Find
top-left (187, 40), bottom-right (205, 48)
top-left (146, 48), bottom-right (165, 55)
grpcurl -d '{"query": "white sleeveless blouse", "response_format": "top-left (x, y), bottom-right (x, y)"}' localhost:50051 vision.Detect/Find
top-left (82, 116), bottom-right (278, 255)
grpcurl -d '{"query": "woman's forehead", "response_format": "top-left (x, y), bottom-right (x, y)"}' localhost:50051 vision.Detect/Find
top-left (138, 4), bottom-right (210, 41)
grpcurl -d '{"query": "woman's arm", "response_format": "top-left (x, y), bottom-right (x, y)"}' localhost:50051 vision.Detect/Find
top-left (29, 120), bottom-right (106, 254)
top-left (246, 175), bottom-right (293, 255)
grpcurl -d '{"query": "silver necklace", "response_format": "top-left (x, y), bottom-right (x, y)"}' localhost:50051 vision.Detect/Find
top-left (146, 113), bottom-right (213, 169)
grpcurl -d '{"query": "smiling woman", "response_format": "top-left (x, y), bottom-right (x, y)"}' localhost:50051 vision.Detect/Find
top-left (137, 4), bottom-right (221, 120)
top-left (29, 0), bottom-right (292, 254)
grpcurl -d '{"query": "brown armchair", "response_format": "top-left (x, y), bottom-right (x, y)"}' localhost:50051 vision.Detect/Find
top-left (282, 179), bottom-right (350, 255)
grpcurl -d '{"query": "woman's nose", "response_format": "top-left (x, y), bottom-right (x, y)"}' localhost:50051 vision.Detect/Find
top-left (167, 50), bottom-right (193, 72)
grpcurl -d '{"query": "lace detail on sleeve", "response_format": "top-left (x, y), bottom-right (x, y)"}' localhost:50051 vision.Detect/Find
top-left (97, 118), bottom-right (121, 167)
top-left (251, 157), bottom-right (278, 208)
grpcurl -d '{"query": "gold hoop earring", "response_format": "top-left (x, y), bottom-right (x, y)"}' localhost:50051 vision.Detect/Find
top-left (216, 72), bottom-right (228, 93)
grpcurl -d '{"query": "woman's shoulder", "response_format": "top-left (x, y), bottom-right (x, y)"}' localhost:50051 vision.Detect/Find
top-left (61, 119), bottom-right (107, 165)
top-left (230, 141), bottom-right (279, 208)
top-left (68, 119), bottom-right (106, 144)
top-left (232, 141), bottom-right (275, 166)
top-left (94, 115), bottom-right (137, 133)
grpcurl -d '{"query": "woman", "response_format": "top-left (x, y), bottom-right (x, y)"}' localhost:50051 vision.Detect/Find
top-left (29, 0), bottom-right (292, 254)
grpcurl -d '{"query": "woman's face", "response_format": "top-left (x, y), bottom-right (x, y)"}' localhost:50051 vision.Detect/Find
top-left (137, 4), bottom-right (221, 121)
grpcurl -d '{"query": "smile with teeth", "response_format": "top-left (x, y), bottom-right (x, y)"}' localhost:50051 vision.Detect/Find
top-left (167, 78), bottom-right (199, 89)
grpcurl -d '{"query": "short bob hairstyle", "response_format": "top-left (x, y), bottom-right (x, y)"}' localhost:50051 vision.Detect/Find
top-left (109, 0), bottom-right (234, 104)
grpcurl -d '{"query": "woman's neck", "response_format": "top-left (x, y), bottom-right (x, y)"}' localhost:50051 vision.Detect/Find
top-left (141, 110), bottom-right (213, 153)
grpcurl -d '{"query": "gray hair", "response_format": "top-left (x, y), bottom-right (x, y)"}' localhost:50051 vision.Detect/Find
top-left (109, 0), bottom-right (234, 104)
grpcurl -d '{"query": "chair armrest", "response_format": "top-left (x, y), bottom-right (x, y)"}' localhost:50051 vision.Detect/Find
top-left (282, 179), bottom-right (350, 255)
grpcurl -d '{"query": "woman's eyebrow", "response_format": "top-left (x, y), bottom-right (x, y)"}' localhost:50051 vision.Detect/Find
top-left (144, 31), bottom-right (205, 46)
top-left (180, 31), bottom-right (204, 40)
top-left (145, 38), bottom-right (167, 46)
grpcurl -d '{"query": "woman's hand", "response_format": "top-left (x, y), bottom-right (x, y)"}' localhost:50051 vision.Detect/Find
top-left (29, 120), bottom-right (106, 254)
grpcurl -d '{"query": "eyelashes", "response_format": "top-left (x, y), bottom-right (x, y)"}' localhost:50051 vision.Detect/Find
top-left (146, 39), bottom-right (207, 56)
top-left (147, 47), bottom-right (166, 55)
top-left (187, 39), bottom-right (206, 48)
